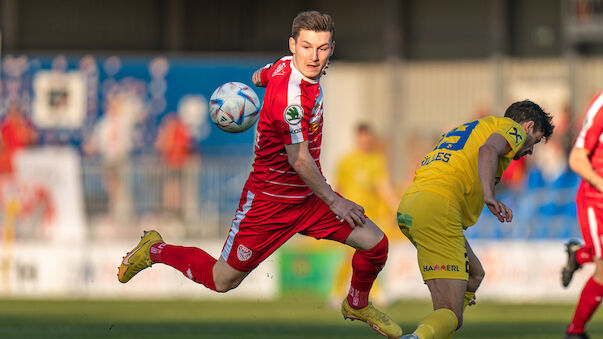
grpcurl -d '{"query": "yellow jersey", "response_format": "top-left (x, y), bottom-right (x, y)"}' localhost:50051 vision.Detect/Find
top-left (337, 150), bottom-right (389, 218)
top-left (404, 116), bottom-right (526, 227)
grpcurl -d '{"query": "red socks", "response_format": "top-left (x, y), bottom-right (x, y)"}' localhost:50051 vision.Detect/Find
top-left (150, 243), bottom-right (217, 291)
top-left (577, 248), bottom-right (594, 266)
top-left (347, 236), bottom-right (388, 309)
top-left (148, 235), bottom-right (389, 300)
top-left (567, 277), bottom-right (603, 334)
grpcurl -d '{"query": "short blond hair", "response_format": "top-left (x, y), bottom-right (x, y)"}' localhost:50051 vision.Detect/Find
top-left (291, 11), bottom-right (335, 42)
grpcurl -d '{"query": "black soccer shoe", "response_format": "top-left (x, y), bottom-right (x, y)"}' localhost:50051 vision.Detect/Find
top-left (564, 331), bottom-right (590, 339)
top-left (561, 240), bottom-right (583, 288)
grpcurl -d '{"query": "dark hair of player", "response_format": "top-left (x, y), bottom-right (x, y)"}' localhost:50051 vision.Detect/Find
top-left (291, 11), bottom-right (335, 43)
top-left (504, 100), bottom-right (555, 141)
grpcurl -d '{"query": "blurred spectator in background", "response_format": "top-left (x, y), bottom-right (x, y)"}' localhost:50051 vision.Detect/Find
top-left (329, 123), bottom-right (398, 306)
top-left (563, 90), bottom-right (603, 339)
top-left (84, 92), bottom-right (136, 224)
top-left (499, 157), bottom-right (527, 192)
top-left (0, 104), bottom-right (39, 175)
top-left (533, 105), bottom-right (573, 184)
top-left (155, 112), bottom-right (194, 217)
top-left (336, 123), bottom-right (399, 238)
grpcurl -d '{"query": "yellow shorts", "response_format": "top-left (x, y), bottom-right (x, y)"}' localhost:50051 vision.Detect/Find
top-left (397, 190), bottom-right (468, 281)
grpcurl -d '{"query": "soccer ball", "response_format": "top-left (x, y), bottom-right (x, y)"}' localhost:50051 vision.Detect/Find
top-left (208, 82), bottom-right (261, 133)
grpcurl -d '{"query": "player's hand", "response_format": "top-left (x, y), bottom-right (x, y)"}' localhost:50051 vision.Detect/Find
top-left (252, 68), bottom-right (265, 87)
top-left (484, 195), bottom-right (513, 223)
top-left (329, 195), bottom-right (366, 228)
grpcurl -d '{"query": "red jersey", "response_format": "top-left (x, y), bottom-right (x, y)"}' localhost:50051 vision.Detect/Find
top-left (575, 91), bottom-right (603, 200)
top-left (244, 56), bottom-right (325, 203)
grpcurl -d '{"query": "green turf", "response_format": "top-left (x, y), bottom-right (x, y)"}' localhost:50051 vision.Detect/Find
top-left (0, 297), bottom-right (602, 338)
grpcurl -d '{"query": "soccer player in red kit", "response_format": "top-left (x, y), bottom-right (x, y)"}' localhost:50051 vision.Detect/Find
top-left (563, 90), bottom-right (603, 339)
top-left (117, 10), bottom-right (402, 338)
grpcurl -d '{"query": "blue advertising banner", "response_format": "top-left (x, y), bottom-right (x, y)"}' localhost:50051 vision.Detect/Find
top-left (1, 54), bottom-right (273, 155)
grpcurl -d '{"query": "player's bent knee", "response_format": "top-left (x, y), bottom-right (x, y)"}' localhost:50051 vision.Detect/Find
top-left (470, 267), bottom-right (485, 285)
top-left (456, 315), bottom-right (464, 330)
top-left (213, 271), bottom-right (245, 293)
top-left (214, 278), bottom-right (242, 293)
top-left (446, 308), bottom-right (463, 330)
top-left (593, 259), bottom-right (603, 280)
top-left (468, 267), bottom-right (485, 292)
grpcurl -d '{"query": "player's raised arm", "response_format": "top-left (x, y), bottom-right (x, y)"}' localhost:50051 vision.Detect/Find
top-left (252, 61), bottom-right (277, 87)
top-left (478, 133), bottom-right (513, 223)
top-left (285, 141), bottom-right (366, 228)
top-left (569, 147), bottom-right (603, 193)
top-left (251, 67), bottom-right (265, 87)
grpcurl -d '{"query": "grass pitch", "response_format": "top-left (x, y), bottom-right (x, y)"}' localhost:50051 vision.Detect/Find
top-left (0, 296), bottom-right (602, 338)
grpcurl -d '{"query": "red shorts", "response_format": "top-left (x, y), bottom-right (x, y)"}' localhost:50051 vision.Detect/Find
top-left (576, 192), bottom-right (603, 259)
top-left (220, 188), bottom-right (354, 271)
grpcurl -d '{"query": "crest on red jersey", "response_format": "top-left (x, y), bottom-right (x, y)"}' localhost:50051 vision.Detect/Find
top-left (237, 244), bottom-right (252, 261)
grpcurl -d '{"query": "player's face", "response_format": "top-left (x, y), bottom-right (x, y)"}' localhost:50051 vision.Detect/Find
top-left (289, 30), bottom-right (334, 80)
top-left (514, 122), bottom-right (545, 160)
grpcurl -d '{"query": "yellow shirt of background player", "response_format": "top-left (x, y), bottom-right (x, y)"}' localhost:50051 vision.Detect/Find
top-left (336, 150), bottom-right (399, 237)
top-left (405, 116), bottom-right (526, 227)
top-left (337, 150), bottom-right (389, 220)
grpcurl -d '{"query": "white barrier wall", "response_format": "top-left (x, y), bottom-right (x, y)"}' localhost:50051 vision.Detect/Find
top-left (385, 240), bottom-right (592, 302)
top-left (1, 239), bottom-right (589, 302)
top-left (1, 241), bottom-right (278, 299)
top-left (12, 147), bottom-right (87, 243)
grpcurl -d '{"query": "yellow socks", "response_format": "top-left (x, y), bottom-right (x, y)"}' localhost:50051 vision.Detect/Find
top-left (413, 293), bottom-right (474, 338)
top-left (439, 292), bottom-right (476, 339)
top-left (414, 308), bottom-right (458, 339)
top-left (464, 291), bottom-right (475, 310)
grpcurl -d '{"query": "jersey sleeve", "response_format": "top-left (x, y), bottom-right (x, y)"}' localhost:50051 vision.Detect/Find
top-left (259, 56), bottom-right (289, 87)
top-left (575, 93), bottom-right (603, 152)
top-left (494, 120), bottom-right (526, 158)
top-left (259, 63), bottom-right (273, 87)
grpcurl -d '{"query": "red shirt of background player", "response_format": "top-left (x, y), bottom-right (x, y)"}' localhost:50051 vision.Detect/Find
top-left (575, 91), bottom-right (603, 200)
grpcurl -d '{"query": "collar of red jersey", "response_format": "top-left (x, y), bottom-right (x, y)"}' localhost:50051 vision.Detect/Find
top-left (289, 59), bottom-right (319, 84)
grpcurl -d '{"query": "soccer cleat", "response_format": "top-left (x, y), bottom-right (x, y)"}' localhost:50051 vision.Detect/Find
top-left (342, 299), bottom-right (403, 338)
top-left (561, 240), bottom-right (583, 288)
top-left (117, 230), bottom-right (164, 283)
top-left (564, 331), bottom-right (590, 339)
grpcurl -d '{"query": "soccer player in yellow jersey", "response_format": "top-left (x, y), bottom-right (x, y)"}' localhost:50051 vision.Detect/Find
top-left (398, 101), bottom-right (554, 339)
top-left (329, 124), bottom-right (399, 306)
top-left (337, 124), bottom-right (399, 237)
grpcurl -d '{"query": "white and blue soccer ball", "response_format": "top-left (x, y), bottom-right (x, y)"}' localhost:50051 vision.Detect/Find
top-left (209, 82), bottom-right (260, 133)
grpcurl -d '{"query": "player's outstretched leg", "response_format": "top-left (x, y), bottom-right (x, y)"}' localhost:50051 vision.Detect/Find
top-left (118, 230), bottom-right (220, 291)
top-left (562, 240), bottom-right (583, 288)
top-left (149, 241), bottom-right (219, 291)
top-left (566, 274), bottom-right (603, 339)
top-left (118, 230), bottom-right (164, 283)
top-left (341, 236), bottom-right (402, 338)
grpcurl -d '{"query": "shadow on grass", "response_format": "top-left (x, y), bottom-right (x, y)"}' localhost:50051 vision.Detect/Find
top-left (1, 316), bottom-right (599, 339)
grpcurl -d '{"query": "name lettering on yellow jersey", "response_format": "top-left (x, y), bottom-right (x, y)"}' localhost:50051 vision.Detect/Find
top-left (420, 151), bottom-right (451, 166)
